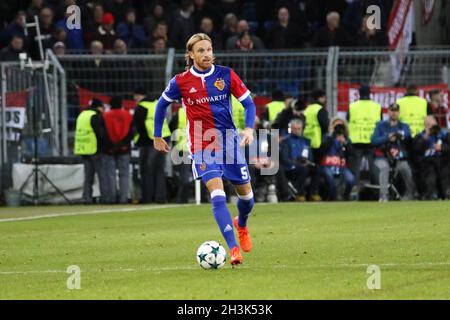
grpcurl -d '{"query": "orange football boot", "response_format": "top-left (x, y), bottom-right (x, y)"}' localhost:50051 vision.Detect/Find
top-left (233, 216), bottom-right (252, 253)
top-left (230, 246), bottom-right (243, 266)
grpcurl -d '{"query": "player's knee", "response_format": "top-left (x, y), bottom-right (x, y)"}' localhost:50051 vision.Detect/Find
top-left (238, 191), bottom-right (254, 208)
top-left (211, 189), bottom-right (227, 207)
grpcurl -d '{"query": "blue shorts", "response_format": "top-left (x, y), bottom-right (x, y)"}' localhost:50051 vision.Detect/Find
top-left (191, 149), bottom-right (251, 185)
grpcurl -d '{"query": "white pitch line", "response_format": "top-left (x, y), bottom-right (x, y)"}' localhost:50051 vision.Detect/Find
top-left (1, 261), bottom-right (450, 275)
top-left (0, 204), bottom-right (198, 223)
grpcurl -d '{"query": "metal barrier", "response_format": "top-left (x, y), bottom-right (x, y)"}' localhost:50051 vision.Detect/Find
top-left (0, 57), bottom-right (65, 198)
top-left (57, 47), bottom-right (450, 119)
top-left (58, 53), bottom-right (168, 100)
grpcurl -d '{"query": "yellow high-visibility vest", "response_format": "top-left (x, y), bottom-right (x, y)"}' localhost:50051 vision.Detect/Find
top-left (303, 104), bottom-right (323, 149)
top-left (232, 95), bottom-right (246, 131)
top-left (134, 100), bottom-right (171, 143)
top-left (397, 95), bottom-right (427, 137)
top-left (348, 99), bottom-right (381, 144)
top-left (175, 107), bottom-right (189, 152)
top-left (74, 110), bottom-right (97, 155)
top-left (266, 101), bottom-right (285, 123)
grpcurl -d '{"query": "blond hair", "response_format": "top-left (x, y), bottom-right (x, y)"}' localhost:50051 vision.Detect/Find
top-left (185, 33), bottom-right (214, 69)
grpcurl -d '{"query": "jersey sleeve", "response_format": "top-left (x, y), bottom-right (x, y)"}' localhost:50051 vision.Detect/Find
top-left (162, 76), bottom-right (181, 102)
top-left (230, 68), bottom-right (251, 102)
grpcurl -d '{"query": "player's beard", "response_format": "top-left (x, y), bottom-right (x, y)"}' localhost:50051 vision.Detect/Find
top-left (197, 58), bottom-right (212, 70)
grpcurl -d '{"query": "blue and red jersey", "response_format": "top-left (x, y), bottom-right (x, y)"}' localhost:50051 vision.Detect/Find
top-left (154, 64), bottom-right (255, 154)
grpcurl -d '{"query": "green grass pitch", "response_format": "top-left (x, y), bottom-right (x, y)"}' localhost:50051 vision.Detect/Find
top-left (0, 202), bottom-right (449, 299)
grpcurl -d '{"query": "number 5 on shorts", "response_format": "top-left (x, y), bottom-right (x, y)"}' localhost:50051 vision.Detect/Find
top-left (240, 166), bottom-right (248, 180)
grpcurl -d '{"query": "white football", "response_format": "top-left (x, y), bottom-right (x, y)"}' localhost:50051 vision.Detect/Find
top-left (196, 241), bottom-right (227, 269)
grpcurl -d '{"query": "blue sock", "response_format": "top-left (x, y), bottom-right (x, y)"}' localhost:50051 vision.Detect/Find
top-left (211, 190), bottom-right (237, 250)
top-left (237, 192), bottom-right (254, 227)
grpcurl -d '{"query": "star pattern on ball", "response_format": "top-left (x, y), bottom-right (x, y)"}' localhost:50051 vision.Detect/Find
top-left (198, 253), bottom-right (207, 262)
top-left (210, 246), bottom-right (220, 255)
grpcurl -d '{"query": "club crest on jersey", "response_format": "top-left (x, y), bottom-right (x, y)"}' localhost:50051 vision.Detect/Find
top-left (214, 78), bottom-right (225, 91)
top-left (200, 162), bottom-right (206, 171)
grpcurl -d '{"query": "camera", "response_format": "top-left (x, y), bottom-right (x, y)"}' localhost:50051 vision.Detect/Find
top-left (333, 124), bottom-right (346, 137)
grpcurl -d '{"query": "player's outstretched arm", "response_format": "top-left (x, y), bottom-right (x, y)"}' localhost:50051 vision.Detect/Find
top-left (239, 95), bottom-right (256, 147)
top-left (154, 96), bottom-right (171, 153)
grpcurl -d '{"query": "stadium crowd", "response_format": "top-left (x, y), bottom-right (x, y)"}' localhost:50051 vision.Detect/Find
top-left (0, 0), bottom-right (393, 60)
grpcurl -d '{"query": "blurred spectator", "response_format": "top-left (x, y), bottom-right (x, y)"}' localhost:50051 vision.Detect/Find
top-left (274, 0), bottom-right (313, 41)
top-left (199, 17), bottom-right (222, 49)
top-left (90, 39), bottom-right (104, 55)
top-left (193, 0), bottom-right (222, 33)
top-left (52, 41), bottom-right (66, 56)
top-left (151, 37), bottom-right (167, 54)
top-left (143, 1), bottom-right (174, 36)
top-left (26, 0), bottom-right (44, 21)
top-left (148, 21), bottom-right (169, 47)
top-left (116, 8), bottom-right (147, 49)
top-left (428, 90), bottom-right (448, 129)
top-left (103, 95), bottom-right (134, 204)
top-left (222, 13), bottom-right (238, 45)
top-left (81, 40), bottom-right (106, 94)
top-left (319, 118), bottom-right (355, 201)
top-left (303, 89), bottom-right (329, 201)
top-left (133, 87), bottom-right (171, 203)
top-left (355, 15), bottom-right (388, 47)
top-left (347, 84), bottom-right (382, 197)
top-left (396, 84), bottom-right (430, 138)
top-left (73, 98), bottom-right (108, 204)
top-left (169, 0), bottom-right (195, 49)
top-left (371, 103), bottom-right (415, 202)
top-left (112, 38), bottom-right (127, 54)
top-left (104, 0), bottom-right (132, 24)
top-left (413, 116), bottom-right (450, 200)
top-left (312, 11), bottom-right (351, 47)
top-left (235, 31), bottom-right (254, 52)
top-left (84, 3), bottom-right (105, 45)
top-left (0, 11), bottom-right (27, 50)
top-left (0, 35), bottom-right (26, 61)
top-left (143, 2), bottom-right (163, 33)
top-left (43, 26), bottom-right (67, 51)
top-left (265, 7), bottom-right (304, 49)
top-left (92, 12), bottom-right (118, 52)
top-left (225, 19), bottom-right (264, 50)
top-left (39, 7), bottom-right (56, 38)
top-left (280, 118), bottom-right (312, 201)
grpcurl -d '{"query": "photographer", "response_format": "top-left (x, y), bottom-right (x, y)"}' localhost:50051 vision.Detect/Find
top-left (271, 98), bottom-right (306, 138)
top-left (319, 118), bottom-right (355, 201)
top-left (279, 119), bottom-right (312, 201)
top-left (413, 116), bottom-right (450, 200)
top-left (371, 104), bottom-right (415, 202)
